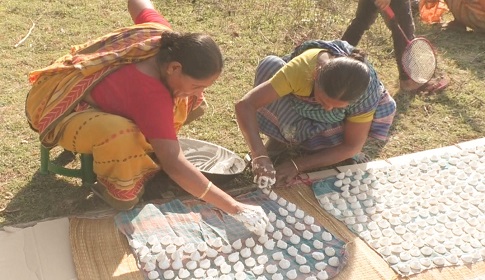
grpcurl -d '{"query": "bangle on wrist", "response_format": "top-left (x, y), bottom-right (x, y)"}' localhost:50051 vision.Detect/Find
top-left (199, 181), bottom-right (213, 199)
top-left (252, 155), bottom-right (269, 161)
top-left (290, 159), bottom-right (300, 173)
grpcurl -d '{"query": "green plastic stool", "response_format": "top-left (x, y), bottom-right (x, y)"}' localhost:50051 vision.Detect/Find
top-left (39, 145), bottom-right (97, 185)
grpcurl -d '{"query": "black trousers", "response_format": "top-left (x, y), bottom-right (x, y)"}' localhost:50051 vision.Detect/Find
top-left (342, 0), bottom-right (415, 80)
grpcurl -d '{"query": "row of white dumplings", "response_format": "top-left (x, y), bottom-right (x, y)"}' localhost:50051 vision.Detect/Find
top-left (320, 150), bottom-right (485, 275)
top-left (128, 191), bottom-right (343, 279)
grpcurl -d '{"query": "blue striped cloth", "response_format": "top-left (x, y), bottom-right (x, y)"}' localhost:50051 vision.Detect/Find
top-left (115, 190), bottom-right (349, 280)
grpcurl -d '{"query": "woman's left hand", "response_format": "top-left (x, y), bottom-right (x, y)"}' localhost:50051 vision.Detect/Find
top-left (275, 159), bottom-right (300, 186)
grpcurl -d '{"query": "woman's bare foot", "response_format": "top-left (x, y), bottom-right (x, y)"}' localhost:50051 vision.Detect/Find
top-left (442, 20), bottom-right (467, 32)
top-left (400, 76), bottom-right (450, 94)
top-left (400, 79), bottom-right (424, 92)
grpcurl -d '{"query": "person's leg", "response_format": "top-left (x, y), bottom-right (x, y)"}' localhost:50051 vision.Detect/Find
top-left (254, 55), bottom-right (286, 86)
top-left (56, 110), bottom-right (159, 210)
top-left (341, 0), bottom-right (380, 46)
top-left (368, 89), bottom-right (396, 141)
top-left (387, 0), bottom-right (416, 85)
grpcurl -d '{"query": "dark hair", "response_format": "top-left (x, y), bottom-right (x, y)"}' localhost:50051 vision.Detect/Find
top-left (157, 31), bottom-right (223, 79)
top-left (315, 49), bottom-right (370, 102)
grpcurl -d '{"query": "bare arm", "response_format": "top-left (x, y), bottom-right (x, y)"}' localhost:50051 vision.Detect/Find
top-left (235, 81), bottom-right (280, 158)
top-left (276, 120), bottom-right (372, 184)
top-left (128, 0), bottom-right (155, 21)
top-left (149, 138), bottom-right (243, 214)
top-left (149, 138), bottom-right (269, 233)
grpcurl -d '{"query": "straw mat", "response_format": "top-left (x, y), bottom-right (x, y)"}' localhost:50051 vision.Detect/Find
top-left (69, 217), bottom-right (143, 280)
top-left (274, 183), bottom-right (485, 280)
top-left (67, 183), bottom-right (485, 280)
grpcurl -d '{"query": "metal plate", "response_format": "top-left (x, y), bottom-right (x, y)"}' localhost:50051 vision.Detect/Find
top-left (179, 138), bottom-right (247, 183)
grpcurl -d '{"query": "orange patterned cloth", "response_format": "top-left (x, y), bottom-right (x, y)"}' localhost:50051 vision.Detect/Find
top-left (419, 0), bottom-right (449, 23)
top-left (25, 22), bottom-right (204, 209)
top-left (25, 22), bottom-right (171, 147)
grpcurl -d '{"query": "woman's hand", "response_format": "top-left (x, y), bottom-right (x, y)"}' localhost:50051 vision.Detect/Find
top-left (231, 203), bottom-right (269, 235)
top-left (275, 159), bottom-right (300, 186)
top-left (251, 156), bottom-right (276, 189)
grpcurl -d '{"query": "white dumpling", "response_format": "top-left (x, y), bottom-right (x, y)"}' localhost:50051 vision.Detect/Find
top-left (258, 234), bottom-right (269, 244)
top-left (283, 227), bottom-right (293, 237)
top-left (295, 222), bottom-right (306, 231)
top-left (234, 261), bottom-right (245, 273)
top-left (163, 270), bottom-right (175, 279)
top-left (313, 239), bottom-right (324, 249)
top-left (245, 257), bottom-right (256, 267)
top-left (312, 252), bottom-right (325, 261)
top-left (328, 256), bottom-right (340, 267)
top-left (295, 209), bottom-right (305, 219)
top-left (252, 264), bottom-right (265, 275)
top-left (277, 197), bottom-right (287, 207)
top-left (287, 246), bottom-right (298, 257)
top-left (206, 248), bottom-right (218, 258)
top-left (253, 244), bottom-right (264, 255)
top-left (214, 255), bottom-right (225, 267)
top-left (257, 255), bottom-right (269, 265)
top-left (286, 269), bottom-right (298, 279)
top-left (279, 259), bottom-right (291, 269)
top-left (245, 237), bottom-right (256, 248)
top-left (317, 270), bottom-right (329, 280)
top-left (200, 259), bottom-right (211, 269)
top-left (277, 239), bottom-right (288, 249)
top-left (232, 239), bottom-right (243, 250)
top-left (143, 261), bottom-right (156, 272)
top-left (147, 271), bottom-right (159, 280)
top-left (290, 234), bottom-right (301, 245)
top-left (235, 271), bottom-right (246, 280)
top-left (266, 264), bottom-right (278, 274)
top-left (272, 273), bottom-right (284, 280)
top-left (178, 268), bottom-right (190, 279)
top-left (220, 263), bottom-right (231, 274)
top-left (321, 232), bottom-right (332, 241)
top-left (129, 239), bottom-right (142, 250)
top-left (273, 230), bottom-right (283, 240)
top-left (287, 202), bottom-right (297, 212)
top-left (296, 254), bottom-right (307, 265)
top-left (173, 237), bottom-right (185, 246)
top-left (301, 244), bottom-right (311, 254)
top-left (264, 239), bottom-right (275, 250)
top-left (324, 247), bottom-right (336, 257)
top-left (268, 211), bottom-right (277, 222)
top-left (221, 244), bottom-right (232, 254)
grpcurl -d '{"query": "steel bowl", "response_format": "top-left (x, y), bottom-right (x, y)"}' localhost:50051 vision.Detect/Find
top-left (179, 138), bottom-right (247, 185)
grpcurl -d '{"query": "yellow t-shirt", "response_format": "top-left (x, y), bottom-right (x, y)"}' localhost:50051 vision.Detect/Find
top-left (269, 49), bottom-right (374, 123)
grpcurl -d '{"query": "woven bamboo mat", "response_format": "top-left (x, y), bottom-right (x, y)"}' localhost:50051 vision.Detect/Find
top-left (69, 217), bottom-right (143, 280)
top-left (69, 184), bottom-right (485, 280)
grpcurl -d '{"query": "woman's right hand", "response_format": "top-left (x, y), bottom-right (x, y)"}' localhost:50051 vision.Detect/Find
top-left (231, 203), bottom-right (269, 235)
top-left (251, 156), bottom-right (276, 189)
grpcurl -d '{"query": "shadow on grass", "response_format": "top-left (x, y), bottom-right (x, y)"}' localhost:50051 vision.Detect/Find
top-left (1, 169), bottom-right (110, 227)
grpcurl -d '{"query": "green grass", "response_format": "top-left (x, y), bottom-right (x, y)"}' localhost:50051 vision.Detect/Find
top-left (1, 0), bottom-right (484, 226)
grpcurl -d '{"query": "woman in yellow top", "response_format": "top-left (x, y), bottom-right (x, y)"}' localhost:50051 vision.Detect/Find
top-left (236, 40), bottom-right (396, 187)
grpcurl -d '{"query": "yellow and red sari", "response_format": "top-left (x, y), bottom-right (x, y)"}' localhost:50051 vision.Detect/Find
top-left (26, 22), bottom-right (202, 209)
